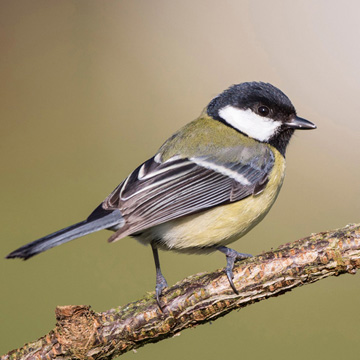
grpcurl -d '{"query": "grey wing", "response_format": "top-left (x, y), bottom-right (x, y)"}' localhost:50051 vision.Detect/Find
top-left (103, 151), bottom-right (274, 239)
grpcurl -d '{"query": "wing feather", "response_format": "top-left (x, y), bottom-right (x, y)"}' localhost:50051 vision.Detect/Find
top-left (102, 150), bottom-right (274, 239)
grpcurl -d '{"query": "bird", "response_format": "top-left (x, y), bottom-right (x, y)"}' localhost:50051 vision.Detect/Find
top-left (6, 82), bottom-right (316, 307)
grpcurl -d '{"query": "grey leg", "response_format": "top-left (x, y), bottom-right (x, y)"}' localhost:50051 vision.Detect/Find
top-left (217, 246), bottom-right (253, 294)
top-left (151, 243), bottom-right (168, 308)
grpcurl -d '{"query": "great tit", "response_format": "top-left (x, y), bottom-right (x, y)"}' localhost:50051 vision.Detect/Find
top-left (6, 82), bottom-right (316, 306)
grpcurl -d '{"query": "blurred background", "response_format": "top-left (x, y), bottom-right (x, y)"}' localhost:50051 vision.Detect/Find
top-left (1, 0), bottom-right (360, 358)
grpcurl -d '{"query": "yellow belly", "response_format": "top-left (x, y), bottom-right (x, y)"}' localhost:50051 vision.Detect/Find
top-left (137, 147), bottom-right (285, 253)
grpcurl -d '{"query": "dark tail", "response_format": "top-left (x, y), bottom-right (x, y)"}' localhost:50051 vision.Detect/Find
top-left (6, 207), bottom-right (124, 260)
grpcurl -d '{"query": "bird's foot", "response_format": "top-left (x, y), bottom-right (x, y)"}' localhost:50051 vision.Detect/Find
top-left (217, 246), bottom-right (253, 294)
top-left (155, 272), bottom-right (168, 310)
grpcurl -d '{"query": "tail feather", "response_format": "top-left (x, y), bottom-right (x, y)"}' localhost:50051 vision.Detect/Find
top-left (6, 209), bottom-right (124, 260)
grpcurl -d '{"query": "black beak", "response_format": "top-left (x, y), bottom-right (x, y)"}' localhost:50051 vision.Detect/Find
top-left (285, 116), bottom-right (317, 130)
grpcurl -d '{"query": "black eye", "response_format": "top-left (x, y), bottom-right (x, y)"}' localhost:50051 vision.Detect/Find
top-left (258, 106), bottom-right (270, 117)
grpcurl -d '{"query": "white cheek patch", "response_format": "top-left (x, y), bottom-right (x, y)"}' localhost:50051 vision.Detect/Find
top-left (218, 105), bottom-right (282, 142)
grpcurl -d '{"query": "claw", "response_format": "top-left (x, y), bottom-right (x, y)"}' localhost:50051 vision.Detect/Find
top-left (151, 243), bottom-right (168, 311)
top-left (217, 246), bottom-right (253, 294)
top-left (155, 273), bottom-right (168, 309)
top-left (225, 256), bottom-right (238, 294)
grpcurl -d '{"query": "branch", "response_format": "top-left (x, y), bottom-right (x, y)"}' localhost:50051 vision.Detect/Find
top-left (3, 223), bottom-right (360, 360)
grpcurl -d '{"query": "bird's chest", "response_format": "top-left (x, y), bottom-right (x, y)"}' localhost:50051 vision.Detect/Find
top-left (135, 150), bottom-right (286, 253)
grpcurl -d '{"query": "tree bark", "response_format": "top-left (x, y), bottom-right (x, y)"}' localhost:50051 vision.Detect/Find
top-left (2, 223), bottom-right (360, 360)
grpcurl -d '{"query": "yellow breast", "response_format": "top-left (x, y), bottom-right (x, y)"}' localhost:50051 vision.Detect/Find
top-left (142, 146), bottom-right (286, 253)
